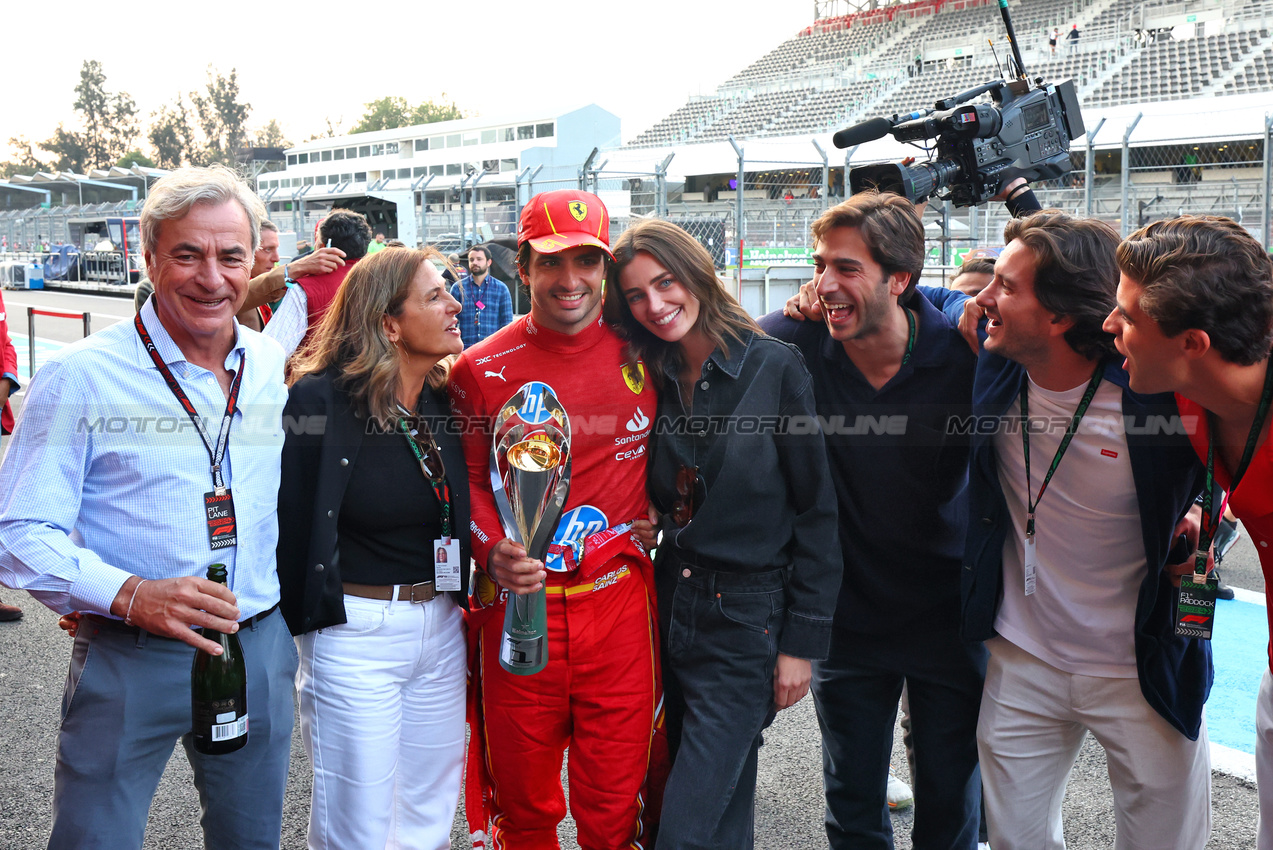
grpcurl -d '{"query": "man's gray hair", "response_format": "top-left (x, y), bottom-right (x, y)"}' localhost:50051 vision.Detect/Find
top-left (141, 165), bottom-right (266, 255)
top-left (260, 219), bottom-right (279, 234)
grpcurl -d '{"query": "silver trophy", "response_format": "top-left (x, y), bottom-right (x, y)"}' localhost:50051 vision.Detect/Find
top-left (489, 381), bottom-right (571, 675)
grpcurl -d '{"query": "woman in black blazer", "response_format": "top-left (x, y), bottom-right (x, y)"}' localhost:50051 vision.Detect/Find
top-left (276, 247), bottom-right (469, 850)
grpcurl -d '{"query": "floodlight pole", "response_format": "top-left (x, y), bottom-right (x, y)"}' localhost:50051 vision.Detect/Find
top-left (412, 174), bottom-right (435, 245)
top-left (1120, 113), bottom-right (1142, 236)
top-left (655, 153), bottom-right (675, 218)
top-left (458, 173), bottom-right (473, 250)
top-left (1084, 117), bottom-right (1105, 219)
top-left (729, 136), bottom-right (745, 291)
top-left (470, 169), bottom-right (489, 245)
top-left (579, 148), bottom-right (599, 191)
top-left (812, 139), bottom-right (829, 212)
top-left (1263, 112), bottom-right (1272, 251)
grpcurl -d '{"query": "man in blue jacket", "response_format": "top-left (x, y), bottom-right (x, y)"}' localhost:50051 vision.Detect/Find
top-left (959, 211), bottom-right (1211, 849)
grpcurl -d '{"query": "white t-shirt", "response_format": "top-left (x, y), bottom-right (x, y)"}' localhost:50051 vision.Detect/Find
top-left (993, 375), bottom-right (1144, 677)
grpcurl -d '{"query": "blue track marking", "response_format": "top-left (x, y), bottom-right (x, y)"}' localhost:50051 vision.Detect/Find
top-left (1210, 595), bottom-right (1268, 756)
top-left (10, 333), bottom-right (66, 381)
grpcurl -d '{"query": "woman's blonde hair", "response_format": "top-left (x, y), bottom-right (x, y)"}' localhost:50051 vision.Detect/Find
top-left (289, 247), bottom-right (456, 424)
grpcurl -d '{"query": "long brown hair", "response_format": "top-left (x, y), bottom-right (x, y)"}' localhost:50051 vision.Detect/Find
top-left (288, 247), bottom-right (456, 425)
top-left (606, 218), bottom-right (759, 380)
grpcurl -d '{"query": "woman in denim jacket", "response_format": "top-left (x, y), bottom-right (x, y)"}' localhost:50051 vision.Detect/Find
top-left (606, 219), bottom-right (842, 849)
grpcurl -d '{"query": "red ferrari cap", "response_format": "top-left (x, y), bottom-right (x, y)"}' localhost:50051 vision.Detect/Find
top-left (518, 189), bottom-right (612, 258)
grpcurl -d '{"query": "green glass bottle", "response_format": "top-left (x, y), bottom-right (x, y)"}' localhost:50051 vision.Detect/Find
top-left (191, 563), bottom-right (248, 755)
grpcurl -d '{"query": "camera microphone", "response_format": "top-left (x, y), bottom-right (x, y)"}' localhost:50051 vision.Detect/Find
top-left (832, 117), bottom-right (894, 149)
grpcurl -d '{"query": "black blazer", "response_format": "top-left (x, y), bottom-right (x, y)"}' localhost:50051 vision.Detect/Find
top-left (276, 368), bottom-right (471, 636)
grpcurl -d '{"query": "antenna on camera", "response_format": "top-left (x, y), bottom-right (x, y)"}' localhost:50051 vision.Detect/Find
top-left (987, 38), bottom-right (1008, 81)
top-left (996, 0), bottom-right (1030, 82)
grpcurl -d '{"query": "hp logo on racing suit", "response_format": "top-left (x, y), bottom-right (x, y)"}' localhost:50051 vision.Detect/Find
top-left (515, 381), bottom-right (558, 424)
top-left (546, 505), bottom-right (608, 572)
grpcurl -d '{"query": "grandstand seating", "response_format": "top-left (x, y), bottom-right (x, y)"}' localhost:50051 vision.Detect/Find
top-left (627, 0), bottom-right (1273, 148)
top-left (1087, 29), bottom-right (1268, 106)
top-left (1224, 35), bottom-right (1273, 92)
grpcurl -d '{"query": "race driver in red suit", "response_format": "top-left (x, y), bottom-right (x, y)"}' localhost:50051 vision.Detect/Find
top-left (449, 189), bottom-right (667, 850)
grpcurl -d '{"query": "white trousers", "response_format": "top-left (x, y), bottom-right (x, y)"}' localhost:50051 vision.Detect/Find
top-left (1257, 669), bottom-right (1273, 850)
top-left (297, 592), bottom-right (467, 850)
top-left (978, 637), bottom-right (1211, 850)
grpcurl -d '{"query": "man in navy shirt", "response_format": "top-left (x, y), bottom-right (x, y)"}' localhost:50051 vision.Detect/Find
top-left (451, 245), bottom-right (513, 348)
top-left (761, 191), bottom-right (985, 850)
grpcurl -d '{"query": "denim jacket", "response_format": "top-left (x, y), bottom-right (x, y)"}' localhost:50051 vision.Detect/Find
top-left (649, 329), bottom-right (843, 660)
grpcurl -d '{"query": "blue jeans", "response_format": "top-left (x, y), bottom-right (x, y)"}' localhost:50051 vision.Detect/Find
top-left (656, 553), bottom-right (785, 850)
top-left (813, 628), bottom-right (987, 850)
top-left (49, 608), bottom-right (298, 850)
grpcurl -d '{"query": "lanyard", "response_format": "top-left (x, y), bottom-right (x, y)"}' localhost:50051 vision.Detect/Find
top-left (397, 406), bottom-right (452, 538)
top-left (900, 307), bottom-right (917, 367)
top-left (1020, 365), bottom-right (1104, 537)
top-left (470, 277), bottom-right (486, 324)
top-left (134, 313), bottom-right (244, 494)
top-left (1195, 359), bottom-right (1273, 575)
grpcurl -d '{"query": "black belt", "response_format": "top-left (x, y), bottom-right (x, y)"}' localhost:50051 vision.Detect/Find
top-left (85, 602), bottom-right (279, 639)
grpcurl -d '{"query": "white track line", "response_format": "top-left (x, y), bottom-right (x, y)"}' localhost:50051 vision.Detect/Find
top-left (1211, 742), bottom-right (1257, 782)
top-left (3, 299), bottom-right (132, 322)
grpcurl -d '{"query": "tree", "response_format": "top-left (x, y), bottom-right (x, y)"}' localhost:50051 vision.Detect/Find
top-left (116, 150), bottom-right (155, 169)
top-left (411, 96), bottom-right (463, 126)
top-left (0, 136), bottom-right (47, 178)
top-left (253, 119), bottom-right (289, 149)
top-left (149, 95), bottom-right (195, 169)
top-left (350, 95), bottom-right (464, 134)
top-left (41, 125), bottom-right (90, 173)
top-left (306, 116), bottom-right (344, 141)
top-left (351, 96), bottom-right (413, 134)
top-left (189, 66), bottom-right (252, 167)
top-left (65, 60), bottom-right (140, 170)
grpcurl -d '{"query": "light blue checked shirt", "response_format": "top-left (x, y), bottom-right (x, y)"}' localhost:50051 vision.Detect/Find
top-left (451, 275), bottom-right (513, 348)
top-left (263, 285), bottom-right (309, 359)
top-left (0, 298), bottom-right (287, 618)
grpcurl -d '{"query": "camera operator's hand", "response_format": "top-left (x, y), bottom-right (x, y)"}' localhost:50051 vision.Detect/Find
top-left (957, 297), bottom-right (985, 355)
top-left (783, 280), bottom-right (823, 322)
top-left (995, 177), bottom-right (1042, 217)
top-left (992, 177), bottom-right (1029, 202)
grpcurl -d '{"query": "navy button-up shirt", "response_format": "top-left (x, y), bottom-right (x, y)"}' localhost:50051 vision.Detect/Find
top-left (760, 293), bottom-right (976, 636)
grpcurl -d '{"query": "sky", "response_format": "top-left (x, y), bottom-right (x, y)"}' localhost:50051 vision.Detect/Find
top-left (1, 0), bottom-right (815, 163)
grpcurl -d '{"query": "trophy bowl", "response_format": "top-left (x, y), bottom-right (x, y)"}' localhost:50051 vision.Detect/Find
top-left (489, 382), bottom-right (572, 675)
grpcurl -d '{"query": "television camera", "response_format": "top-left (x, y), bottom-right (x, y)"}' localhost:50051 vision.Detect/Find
top-left (834, 0), bottom-right (1086, 208)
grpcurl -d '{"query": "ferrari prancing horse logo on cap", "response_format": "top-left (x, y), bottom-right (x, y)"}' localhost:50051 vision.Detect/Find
top-left (569, 201), bottom-right (588, 222)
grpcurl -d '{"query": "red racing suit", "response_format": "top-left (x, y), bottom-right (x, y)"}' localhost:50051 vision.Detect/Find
top-left (449, 314), bottom-right (667, 850)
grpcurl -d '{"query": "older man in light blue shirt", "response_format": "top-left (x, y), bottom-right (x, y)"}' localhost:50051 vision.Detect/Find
top-left (0, 166), bottom-right (297, 850)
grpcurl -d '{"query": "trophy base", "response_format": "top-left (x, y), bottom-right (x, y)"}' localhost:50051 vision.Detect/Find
top-left (499, 633), bottom-right (548, 675)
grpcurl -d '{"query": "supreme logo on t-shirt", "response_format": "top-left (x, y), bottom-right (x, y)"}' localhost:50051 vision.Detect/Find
top-left (1101, 448), bottom-right (1119, 459)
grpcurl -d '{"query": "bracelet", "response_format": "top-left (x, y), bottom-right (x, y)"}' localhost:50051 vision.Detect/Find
top-left (124, 579), bottom-right (147, 626)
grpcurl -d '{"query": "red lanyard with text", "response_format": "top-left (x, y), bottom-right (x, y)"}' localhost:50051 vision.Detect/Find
top-left (1020, 365), bottom-right (1104, 538)
top-left (397, 405), bottom-right (452, 539)
top-left (1195, 360), bottom-right (1273, 580)
top-left (134, 313), bottom-right (244, 494)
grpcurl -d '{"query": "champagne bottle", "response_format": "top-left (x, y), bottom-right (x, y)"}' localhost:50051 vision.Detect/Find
top-left (191, 563), bottom-right (248, 755)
